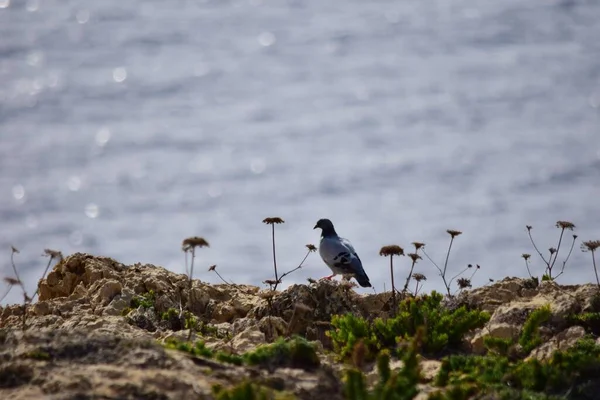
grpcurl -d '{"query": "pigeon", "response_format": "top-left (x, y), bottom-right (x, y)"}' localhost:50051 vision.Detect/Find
top-left (313, 218), bottom-right (372, 287)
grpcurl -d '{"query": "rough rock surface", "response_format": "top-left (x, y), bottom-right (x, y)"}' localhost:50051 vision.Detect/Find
top-left (0, 254), bottom-right (598, 399)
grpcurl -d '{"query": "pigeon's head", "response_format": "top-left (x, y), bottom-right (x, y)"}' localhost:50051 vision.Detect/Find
top-left (313, 218), bottom-right (337, 236)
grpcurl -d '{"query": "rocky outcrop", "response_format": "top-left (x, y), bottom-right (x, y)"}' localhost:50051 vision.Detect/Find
top-left (0, 253), bottom-right (598, 399)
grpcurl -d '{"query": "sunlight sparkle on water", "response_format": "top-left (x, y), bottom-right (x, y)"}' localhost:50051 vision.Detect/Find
top-left (85, 203), bottom-right (99, 219)
top-left (95, 127), bottom-right (111, 146)
top-left (112, 67), bottom-right (127, 83)
top-left (257, 32), bottom-right (276, 47)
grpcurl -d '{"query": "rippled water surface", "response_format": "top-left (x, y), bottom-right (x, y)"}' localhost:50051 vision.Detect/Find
top-left (1, 0), bottom-right (600, 304)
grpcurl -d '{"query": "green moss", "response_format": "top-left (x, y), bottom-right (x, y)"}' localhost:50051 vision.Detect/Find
top-left (121, 307), bottom-right (133, 316)
top-left (243, 336), bottom-right (320, 370)
top-left (519, 305), bottom-right (551, 354)
top-left (130, 290), bottom-right (156, 309)
top-left (328, 292), bottom-right (489, 360)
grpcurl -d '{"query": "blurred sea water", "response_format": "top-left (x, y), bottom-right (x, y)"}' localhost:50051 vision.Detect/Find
top-left (1, 0), bottom-right (600, 305)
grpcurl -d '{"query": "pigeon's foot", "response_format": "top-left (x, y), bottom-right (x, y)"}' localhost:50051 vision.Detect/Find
top-left (319, 274), bottom-right (335, 281)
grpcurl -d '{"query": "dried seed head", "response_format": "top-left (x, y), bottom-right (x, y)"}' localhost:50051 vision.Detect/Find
top-left (306, 244), bottom-right (317, 252)
top-left (182, 237), bottom-right (210, 252)
top-left (412, 273), bottom-right (427, 282)
top-left (379, 245), bottom-right (404, 257)
top-left (457, 277), bottom-right (472, 289)
top-left (263, 279), bottom-right (279, 286)
top-left (11, 246), bottom-right (19, 254)
top-left (489, 278), bottom-right (494, 282)
top-left (549, 247), bottom-right (557, 255)
top-left (3, 277), bottom-right (20, 286)
top-left (43, 249), bottom-right (63, 260)
top-left (522, 254), bottom-right (531, 261)
top-left (582, 240), bottom-right (600, 252)
top-left (412, 242), bottom-right (425, 251)
top-left (526, 225), bottom-right (532, 231)
top-left (467, 264), bottom-right (473, 268)
top-left (476, 264), bottom-right (481, 269)
top-left (556, 221), bottom-right (576, 230)
top-left (208, 265), bottom-right (217, 272)
top-left (307, 278), bottom-right (317, 284)
top-left (262, 217), bottom-right (285, 225)
top-left (573, 234), bottom-right (578, 239)
top-left (407, 253), bottom-right (421, 262)
top-left (446, 230), bottom-right (462, 238)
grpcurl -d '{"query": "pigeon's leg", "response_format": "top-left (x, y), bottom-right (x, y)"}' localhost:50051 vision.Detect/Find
top-left (320, 274), bottom-right (335, 280)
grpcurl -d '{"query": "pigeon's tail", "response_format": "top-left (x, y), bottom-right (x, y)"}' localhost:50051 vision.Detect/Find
top-left (354, 270), bottom-right (372, 288)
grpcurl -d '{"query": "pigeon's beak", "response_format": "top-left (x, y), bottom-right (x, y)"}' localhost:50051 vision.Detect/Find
top-left (313, 224), bottom-right (318, 229)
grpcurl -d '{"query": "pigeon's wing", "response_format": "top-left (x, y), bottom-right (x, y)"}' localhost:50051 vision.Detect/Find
top-left (339, 237), bottom-right (371, 287)
top-left (320, 237), bottom-right (363, 275)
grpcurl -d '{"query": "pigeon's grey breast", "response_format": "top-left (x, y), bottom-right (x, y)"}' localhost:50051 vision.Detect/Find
top-left (319, 236), bottom-right (363, 275)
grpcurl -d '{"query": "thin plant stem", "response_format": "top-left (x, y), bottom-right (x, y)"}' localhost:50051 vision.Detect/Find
top-left (524, 259), bottom-right (533, 278)
top-left (469, 267), bottom-right (479, 281)
top-left (549, 227), bottom-right (566, 277)
top-left (448, 266), bottom-right (469, 288)
top-left (527, 229), bottom-right (549, 267)
top-left (184, 251), bottom-right (189, 277)
top-left (422, 248), bottom-right (441, 274)
top-left (442, 237), bottom-right (455, 277)
top-left (0, 285), bottom-right (13, 303)
top-left (10, 250), bottom-right (26, 296)
top-left (390, 255), bottom-right (396, 309)
top-left (422, 247), bottom-right (451, 296)
top-left (31, 256), bottom-right (55, 302)
top-left (187, 247), bottom-right (196, 342)
top-left (554, 236), bottom-right (577, 280)
top-left (214, 270), bottom-right (233, 286)
top-left (402, 259), bottom-right (417, 293)
top-left (272, 224), bottom-right (278, 282)
top-left (592, 250), bottom-right (599, 289)
top-left (274, 249), bottom-right (312, 291)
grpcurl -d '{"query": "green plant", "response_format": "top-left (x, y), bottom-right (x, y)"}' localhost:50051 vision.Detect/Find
top-left (567, 312), bottom-right (600, 335)
top-left (161, 307), bottom-right (179, 321)
top-left (344, 334), bottom-right (421, 400)
top-left (518, 305), bottom-right (551, 354)
top-left (215, 351), bottom-right (243, 366)
top-left (328, 314), bottom-right (378, 360)
top-left (372, 292), bottom-right (490, 355)
top-left (434, 338), bottom-right (600, 398)
top-left (243, 336), bottom-right (319, 370)
top-left (164, 337), bottom-right (214, 358)
top-left (212, 381), bottom-right (286, 400)
top-left (483, 336), bottom-right (513, 357)
top-left (329, 292), bottom-right (489, 360)
top-left (24, 350), bottom-right (51, 360)
top-left (130, 290), bottom-right (156, 309)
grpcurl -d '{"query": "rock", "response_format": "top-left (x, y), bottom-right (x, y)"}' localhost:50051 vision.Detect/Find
top-left (231, 329), bottom-right (265, 353)
top-left (528, 326), bottom-right (587, 360)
